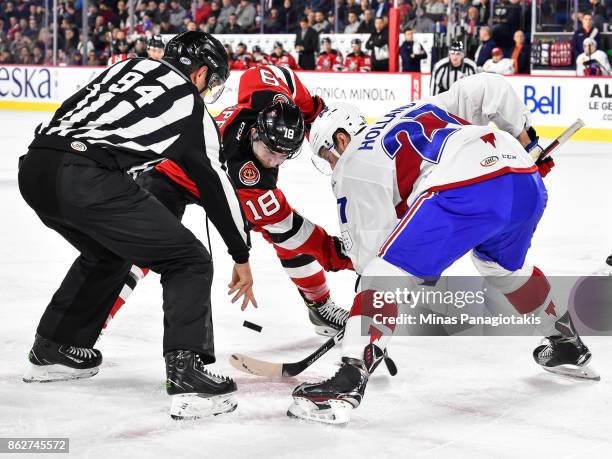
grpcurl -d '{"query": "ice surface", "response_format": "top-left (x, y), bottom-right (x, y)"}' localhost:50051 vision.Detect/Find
top-left (1, 110), bottom-right (611, 459)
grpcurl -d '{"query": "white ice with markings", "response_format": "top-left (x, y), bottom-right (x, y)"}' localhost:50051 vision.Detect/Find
top-left (1, 110), bottom-right (611, 459)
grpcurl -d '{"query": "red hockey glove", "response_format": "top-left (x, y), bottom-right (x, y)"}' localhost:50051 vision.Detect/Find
top-left (327, 236), bottom-right (353, 272)
top-left (536, 156), bottom-right (555, 178)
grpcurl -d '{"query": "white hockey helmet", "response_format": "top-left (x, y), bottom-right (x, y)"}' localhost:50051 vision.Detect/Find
top-left (309, 102), bottom-right (367, 159)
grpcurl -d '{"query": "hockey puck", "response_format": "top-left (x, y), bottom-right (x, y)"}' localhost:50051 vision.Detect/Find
top-left (243, 320), bottom-right (262, 333)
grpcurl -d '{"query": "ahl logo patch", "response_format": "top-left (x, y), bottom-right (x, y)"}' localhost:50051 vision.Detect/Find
top-left (70, 141), bottom-right (87, 152)
top-left (180, 57), bottom-right (192, 65)
top-left (480, 155), bottom-right (498, 167)
top-left (239, 161), bottom-right (260, 186)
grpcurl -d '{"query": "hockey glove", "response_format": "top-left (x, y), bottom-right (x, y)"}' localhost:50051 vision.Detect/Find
top-left (328, 236), bottom-right (353, 272)
top-left (525, 126), bottom-right (555, 178)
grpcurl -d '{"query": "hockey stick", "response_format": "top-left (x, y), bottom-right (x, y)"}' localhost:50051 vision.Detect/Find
top-left (229, 328), bottom-right (345, 378)
top-left (530, 119), bottom-right (585, 162)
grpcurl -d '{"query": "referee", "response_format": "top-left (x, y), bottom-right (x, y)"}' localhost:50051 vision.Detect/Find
top-left (19, 32), bottom-right (255, 418)
top-left (430, 40), bottom-right (478, 96)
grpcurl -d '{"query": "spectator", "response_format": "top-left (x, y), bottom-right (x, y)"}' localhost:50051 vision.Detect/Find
top-left (133, 37), bottom-right (147, 58)
top-left (218, 0), bottom-right (235, 26)
top-left (281, 0), bottom-right (300, 33)
top-left (327, 12), bottom-right (338, 33)
top-left (576, 37), bottom-right (611, 76)
top-left (87, 49), bottom-right (101, 66)
top-left (572, 13), bottom-right (601, 60)
top-left (483, 47), bottom-right (514, 74)
top-left (344, 11), bottom-right (360, 34)
top-left (511, 30), bottom-right (530, 74)
top-left (23, 16), bottom-right (39, 40)
top-left (117, 1), bottom-right (129, 27)
top-left (159, 17), bottom-right (180, 34)
top-left (365, 16), bottom-right (389, 71)
top-left (265, 8), bottom-right (284, 33)
top-left (589, 0), bottom-right (607, 31)
top-left (425, 0), bottom-right (446, 15)
top-left (223, 14), bottom-right (244, 33)
top-left (344, 0), bottom-right (363, 22)
top-left (357, 9), bottom-right (375, 33)
top-left (316, 36), bottom-right (343, 70)
top-left (156, 2), bottom-right (170, 24)
top-left (465, 6), bottom-right (481, 58)
top-left (186, 21), bottom-right (197, 32)
top-left (235, 0), bottom-right (256, 30)
top-left (477, 0), bottom-right (491, 24)
top-left (403, 7), bottom-right (435, 33)
top-left (18, 46), bottom-right (32, 64)
top-left (491, 0), bottom-right (522, 51)
top-left (32, 45), bottom-right (44, 65)
top-left (270, 40), bottom-right (299, 69)
top-left (312, 10), bottom-right (331, 33)
top-left (203, 15), bottom-right (223, 33)
top-left (295, 15), bottom-right (318, 69)
top-left (63, 28), bottom-right (79, 55)
top-left (400, 28), bottom-right (427, 72)
top-left (195, 0), bottom-right (212, 26)
top-left (168, 1), bottom-right (187, 30)
top-left (344, 37), bottom-right (371, 71)
top-left (474, 25), bottom-right (496, 67)
top-left (210, 1), bottom-right (221, 20)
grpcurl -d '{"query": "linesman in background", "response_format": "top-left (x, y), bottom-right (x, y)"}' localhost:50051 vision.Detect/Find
top-left (18, 31), bottom-right (255, 419)
top-left (430, 40), bottom-right (478, 95)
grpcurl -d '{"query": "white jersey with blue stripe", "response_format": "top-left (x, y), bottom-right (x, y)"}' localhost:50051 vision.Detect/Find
top-left (331, 73), bottom-right (536, 274)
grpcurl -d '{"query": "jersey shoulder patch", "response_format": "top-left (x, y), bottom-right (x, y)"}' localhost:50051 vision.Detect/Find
top-left (238, 161), bottom-right (261, 186)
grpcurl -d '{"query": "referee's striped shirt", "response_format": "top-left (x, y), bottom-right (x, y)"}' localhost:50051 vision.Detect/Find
top-left (430, 57), bottom-right (478, 96)
top-left (32, 57), bottom-right (250, 263)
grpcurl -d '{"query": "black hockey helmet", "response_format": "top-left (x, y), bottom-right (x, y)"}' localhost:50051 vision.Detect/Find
top-left (113, 39), bottom-right (129, 54)
top-left (148, 34), bottom-right (165, 50)
top-left (252, 45), bottom-right (262, 54)
top-left (163, 31), bottom-right (229, 102)
top-left (255, 102), bottom-right (305, 158)
top-left (351, 38), bottom-right (362, 46)
top-left (321, 36), bottom-right (331, 44)
top-left (274, 41), bottom-right (284, 49)
top-left (449, 40), bottom-right (464, 54)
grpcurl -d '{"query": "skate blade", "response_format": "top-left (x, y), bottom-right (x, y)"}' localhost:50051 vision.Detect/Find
top-left (170, 393), bottom-right (238, 420)
top-left (542, 364), bottom-right (601, 381)
top-left (22, 363), bottom-right (99, 383)
top-left (314, 325), bottom-right (338, 337)
top-left (287, 397), bottom-right (353, 425)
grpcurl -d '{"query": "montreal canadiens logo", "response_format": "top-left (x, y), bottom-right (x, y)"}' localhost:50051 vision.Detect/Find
top-left (70, 141), bottom-right (87, 152)
top-left (239, 161), bottom-right (260, 186)
top-left (480, 155), bottom-right (498, 167)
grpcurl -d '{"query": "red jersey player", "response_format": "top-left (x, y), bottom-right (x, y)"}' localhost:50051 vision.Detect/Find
top-left (102, 65), bottom-right (351, 337)
top-left (251, 45), bottom-right (272, 66)
top-left (233, 42), bottom-right (254, 70)
top-left (269, 42), bottom-right (299, 70)
top-left (343, 38), bottom-right (371, 72)
top-left (316, 37), bottom-right (343, 71)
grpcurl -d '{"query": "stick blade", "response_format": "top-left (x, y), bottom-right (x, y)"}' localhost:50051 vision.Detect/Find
top-left (229, 353), bottom-right (283, 379)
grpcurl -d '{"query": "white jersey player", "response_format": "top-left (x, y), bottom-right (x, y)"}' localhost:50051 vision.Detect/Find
top-left (287, 73), bottom-right (597, 424)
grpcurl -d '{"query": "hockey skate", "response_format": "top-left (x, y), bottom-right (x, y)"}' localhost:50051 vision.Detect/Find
top-left (165, 350), bottom-right (238, 420)
top-left (533, 312), bottom-right (599, 381)
top-left (288, 344), bottom-right (386, 424)
top-left (304, 295), bottom-right (349, 337)
top-left (23, 334), bottom-right (102, 383)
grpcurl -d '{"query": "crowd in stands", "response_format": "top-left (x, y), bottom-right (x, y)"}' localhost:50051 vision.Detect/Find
top-left (0, 0), bottom-right (610, 75)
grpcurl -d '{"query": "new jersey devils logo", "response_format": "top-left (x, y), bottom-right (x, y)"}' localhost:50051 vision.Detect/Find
top-left (239, 161), bottom-right (260, 186)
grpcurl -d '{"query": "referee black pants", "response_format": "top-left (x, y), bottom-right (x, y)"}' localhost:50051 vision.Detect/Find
top-left (18, 148), bottom-right (216, 362)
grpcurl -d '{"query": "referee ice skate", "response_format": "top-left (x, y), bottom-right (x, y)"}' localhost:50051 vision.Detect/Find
top-left (18, 32), bottom-right (256, 418)
top-left (430, 40), bottom-right (477, 96)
